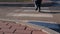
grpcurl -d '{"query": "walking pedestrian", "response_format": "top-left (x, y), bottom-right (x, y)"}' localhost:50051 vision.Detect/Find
top-left (33, 0), bottom-right (42, 12)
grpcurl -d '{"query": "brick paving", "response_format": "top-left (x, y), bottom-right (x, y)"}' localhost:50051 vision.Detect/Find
top-left (0, 20), bottom-right (47, 34)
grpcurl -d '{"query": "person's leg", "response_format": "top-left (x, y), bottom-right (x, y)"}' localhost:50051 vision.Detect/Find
top-left (35, 5), bottom-right (38, 10)
top-left (38, 0), bottom-right (42, 12)
top-left (35, 1), bottom-right (38, 11)
top-left (38, 6), bottom-right (40, 12)
top-left (34, 2), bottom-right (37, 10)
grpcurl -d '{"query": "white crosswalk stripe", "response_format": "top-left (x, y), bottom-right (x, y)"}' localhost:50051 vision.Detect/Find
top-left (7, 13), bottom-right (53, 18)
top-left (7, 9), bottom-right (53, 18)
top-left (13, 9), bottom-right (51, 13)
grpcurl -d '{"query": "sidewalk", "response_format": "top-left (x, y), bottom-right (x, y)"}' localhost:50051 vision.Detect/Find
top-left (0, 20), bottom-right (48, 34)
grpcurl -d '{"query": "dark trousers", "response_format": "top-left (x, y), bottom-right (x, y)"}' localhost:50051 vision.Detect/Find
top-left (35, 0), bottom-right (42, 12)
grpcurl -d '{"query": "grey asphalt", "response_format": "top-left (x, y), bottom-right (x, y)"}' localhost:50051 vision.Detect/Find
top-left (0, 7), bottom-right (60, 24)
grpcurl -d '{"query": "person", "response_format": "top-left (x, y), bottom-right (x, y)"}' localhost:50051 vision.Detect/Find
top-left (33, 0), bottom-right (42, 12)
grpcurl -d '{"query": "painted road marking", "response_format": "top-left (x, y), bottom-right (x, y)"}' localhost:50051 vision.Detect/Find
top-left (13, 10), bottom-right (51, 13)
top-left (7, 13), bottom-right (53, 18)
top-left (41, 10), bottom-right (51, 12)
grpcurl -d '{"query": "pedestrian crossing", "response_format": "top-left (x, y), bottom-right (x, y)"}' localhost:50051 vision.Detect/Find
top-left (6, 7), bottom-right (55, 24)
top-left (7, 9), bottom-right (53, 18)
top-left (13, 9), bottom-right (51, 13)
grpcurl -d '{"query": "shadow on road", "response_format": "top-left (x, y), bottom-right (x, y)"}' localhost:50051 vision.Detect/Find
top-left (40, 11), bottom-right (60, 14)
top-left (28, 21), bottom-right (60, 33)
top-left (0, 1), bottom-right (60, 7)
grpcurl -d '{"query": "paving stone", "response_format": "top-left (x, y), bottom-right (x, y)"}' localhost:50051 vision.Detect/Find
top-left (0, 25), bottom-right (11, 29)
top-left (14, 30), bottom-right (31, 34)
top-left (0, 22), bottom-right (8, 26)
top-left (4, 32), bottom-right (13, 34)
top-left (0, 31), bottom-right (3, 34)
top-left (8, 23), bottom-right (20, 27)
top-left (26, 27), bottom-right (37, 31)
top-left (0, 28), bottom-right (15, 33)
top-left (11, 25), bottom-right (26, 30)
top-left (32, 30), bottom-right (47, 34)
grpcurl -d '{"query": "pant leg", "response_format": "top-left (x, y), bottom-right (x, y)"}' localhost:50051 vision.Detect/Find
top-left (34, 1), bottom-right (37, 9)
top-left (35, 0), bottom-right (42, 11)
top-left (35, 1), bottom-right (38, 10)
top-left (38, 6), bottom-right (40, 12)
top-left (38, 0), bottom-right (42, 12)
top-left (38, 4), bottom-right (42, 12)
top-left (35, 3), bottom-right (38, 10)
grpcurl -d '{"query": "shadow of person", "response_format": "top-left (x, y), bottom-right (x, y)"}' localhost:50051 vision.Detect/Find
top-left (41, 3), bottom-right (54, 7)
top-left (41, 0), bottom-right (60, 7)
top-left (40, 11), bottom-right (60, 14)
top-left (28, 21), bottom-right (60, 33)
top-left (58, 24), bottom-right (60, 33)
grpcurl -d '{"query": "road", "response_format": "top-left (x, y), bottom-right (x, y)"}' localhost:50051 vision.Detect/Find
top-left (0, 7), bottom-right (60, 24)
